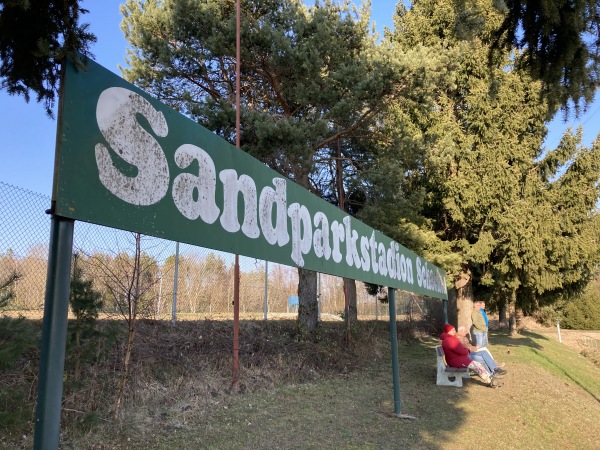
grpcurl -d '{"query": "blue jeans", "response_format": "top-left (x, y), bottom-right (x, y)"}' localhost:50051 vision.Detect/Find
top-left (473, 331), bottom-right (487, 347)
top-left (469, 350), bottom-right (497, 375)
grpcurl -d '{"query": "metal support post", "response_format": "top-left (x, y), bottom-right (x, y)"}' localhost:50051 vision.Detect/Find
top-left (171, 241), bottom-right (180, 324)
top-left (33, 215), bottom-right (74, 450)
top-left (388, 287), bottom-right (401, 416)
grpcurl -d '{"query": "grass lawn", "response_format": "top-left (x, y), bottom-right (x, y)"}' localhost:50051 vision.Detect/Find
top-left (2, 318), bottom-right (599, 449)
top-left (66, 327), bottom-right (600, 449)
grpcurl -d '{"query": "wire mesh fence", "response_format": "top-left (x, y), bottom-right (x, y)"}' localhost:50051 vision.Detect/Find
top-left (0, 181), bottom-right (442, 327)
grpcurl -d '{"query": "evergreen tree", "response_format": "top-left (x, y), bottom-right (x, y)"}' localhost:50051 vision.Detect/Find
top-left (0, 0), bottom-right (96, 116)
top-left (70, 253), bottom-right (103, 329)
top-left (0, 270), bottom-right (20, 309)
top-left (69, 253), bottom-right (103, 380)
top-left (560, 274), bottom-right (600, 330)
top-left (489, 0), bottom-right (600, 115)
top-left (382, 0), bottom-right (600, 332)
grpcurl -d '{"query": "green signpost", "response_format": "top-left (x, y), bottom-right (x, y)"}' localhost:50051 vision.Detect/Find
top-left (34, 56), bottom-right (448, 448)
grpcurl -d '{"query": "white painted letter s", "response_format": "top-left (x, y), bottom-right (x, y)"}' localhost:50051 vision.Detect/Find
top-left (95, 87), bottom-right (170, 205)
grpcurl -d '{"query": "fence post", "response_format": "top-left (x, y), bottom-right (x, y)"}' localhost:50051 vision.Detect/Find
top-left (171, 242), bottom-right (180, 324)
top-left (263, 260), bottom-right (268, 320)
top-left (33, 214), bottom-right (74, 450)
top-left (317, 272), bottom-right (321, 320)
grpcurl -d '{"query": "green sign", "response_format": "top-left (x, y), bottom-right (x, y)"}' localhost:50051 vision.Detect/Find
top-left (55, 57), bottom-right (447, 299)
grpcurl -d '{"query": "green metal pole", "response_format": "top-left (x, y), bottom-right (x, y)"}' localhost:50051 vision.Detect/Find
top-left (33, 214), bottom-right (74, 450)
top-left (388, 287), bottom-right (401, 415)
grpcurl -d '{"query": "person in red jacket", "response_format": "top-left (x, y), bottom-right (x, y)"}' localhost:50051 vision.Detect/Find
top-left (440, 324), bottom-right (501, 388)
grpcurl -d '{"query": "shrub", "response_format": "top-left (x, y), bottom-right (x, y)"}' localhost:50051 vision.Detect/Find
top-left (0, 271), bottom-right (20, 309)
top-left (533, 304), bottom-right (564, 327)
top-left (0, 317), bottom-right (39, 433)
top-left (68, 254), bottom-right (103, 380)
top-left (560, 291), bottom-right (600, 330)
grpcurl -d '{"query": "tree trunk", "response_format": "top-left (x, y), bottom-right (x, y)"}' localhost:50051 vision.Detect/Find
top-left (113, 324), bottom-right (135, 418)
top-left (344, 278), bottom-right (357, 323)
top-left (114, 233), bottom-right (142, 418)
top-left (508, 288), bottom-right (519, 336)
top-left (498, 298), bottom-right (507, 329)
top-left (447, 288), bottom-right (458, 326)
top-left (515, 307), bottom-right (523, 331)
top-left (297, 268), bottom-right (318, 337)
top-left (455, 269), bottom-right (473, 329)
top-left (508, 307), bottom-right (517, 335)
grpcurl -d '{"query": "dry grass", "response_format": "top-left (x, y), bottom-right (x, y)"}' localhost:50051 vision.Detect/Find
top-left (1, 318), bottom-right (599, 449)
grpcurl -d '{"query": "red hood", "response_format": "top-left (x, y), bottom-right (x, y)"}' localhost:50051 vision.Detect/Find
top-left (440, 332), bottom-right (450, 340)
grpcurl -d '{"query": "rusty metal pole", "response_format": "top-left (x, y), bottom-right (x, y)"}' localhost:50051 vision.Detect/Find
top-left (232, 254), bottom-right (240, 386)
top-left (337, 139), bottom-right (351, 345)
top-left (232, 0), bottom-right (241, 388)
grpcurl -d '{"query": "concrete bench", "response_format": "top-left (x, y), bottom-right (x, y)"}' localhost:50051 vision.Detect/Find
top-left (435, 345), bottom-right (471, 387)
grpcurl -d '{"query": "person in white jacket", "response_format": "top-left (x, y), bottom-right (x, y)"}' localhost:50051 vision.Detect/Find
top-left (457, 326), bottom-right (507, 376)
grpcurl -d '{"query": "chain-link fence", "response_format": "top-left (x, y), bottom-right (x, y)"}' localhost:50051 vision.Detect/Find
top-left (0, 181), bottom-right (442, 327)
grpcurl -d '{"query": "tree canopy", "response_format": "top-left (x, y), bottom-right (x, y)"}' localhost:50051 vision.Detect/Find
top-left (0, 0), bottom-right (95, 116)
top-left (120, 0), bottom-right (425, 190)
top-left (373, 0), bottom-right (600, 330)
top-left (1, 0), bottom-right (598, 117)
top-left (489, 0), bottom-right (600, 116)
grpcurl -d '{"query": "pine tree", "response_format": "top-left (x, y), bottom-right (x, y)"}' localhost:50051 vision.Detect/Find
top-left (119, 0), bottom-right (439, 333)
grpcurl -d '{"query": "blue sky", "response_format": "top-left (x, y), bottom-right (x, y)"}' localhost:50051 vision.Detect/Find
top-left (0, 0), bottom-right (598, 197)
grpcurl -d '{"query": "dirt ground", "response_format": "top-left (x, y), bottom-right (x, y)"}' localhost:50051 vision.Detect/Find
top-left (516, 317), bottom-right (600, 357)
top-left (532, 327), bottom-right (600, 351)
